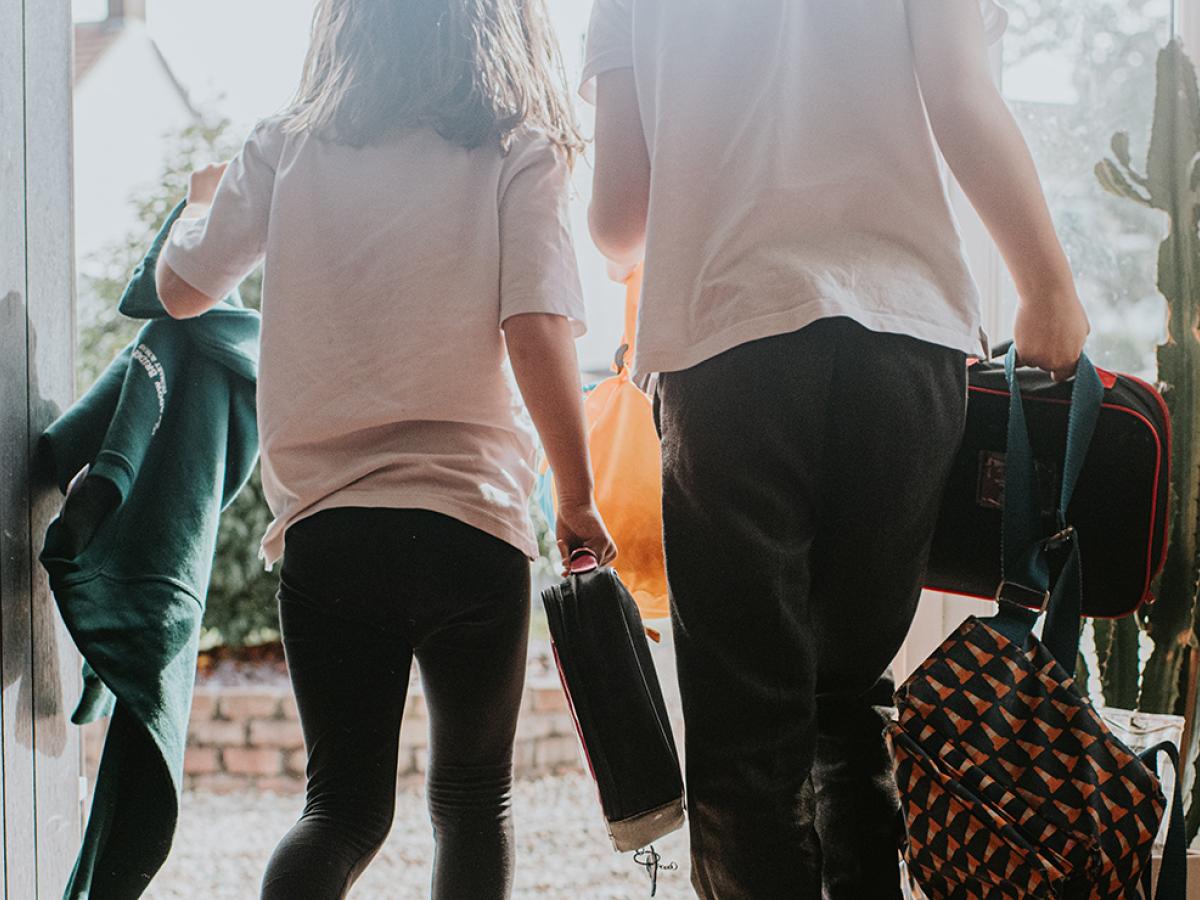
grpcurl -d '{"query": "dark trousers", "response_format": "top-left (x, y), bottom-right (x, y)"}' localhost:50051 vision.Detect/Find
top-left (260, 508), bottom-right (531, 900)
top-left (655, 318), bottom-right (966, 899)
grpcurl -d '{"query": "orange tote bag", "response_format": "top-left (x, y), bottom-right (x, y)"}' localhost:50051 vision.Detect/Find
top-left (543, 267), bottom-right (669, 621)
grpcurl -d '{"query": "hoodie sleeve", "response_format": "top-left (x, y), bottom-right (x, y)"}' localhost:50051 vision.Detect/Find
top-left (222, 387), bottom-right (260, 511)
top-left (45, 319), bottom-right (182, 507)
top-left (71, 660), bottom-right (116, 725)
top-left (118, 201), bottom-right (188, 320)
top-left (39, 345), bottom-right (133, 493)
top-left (85, 325), bottom-right (182, 504)
top-left (121, 201), bottom-right (248, 319)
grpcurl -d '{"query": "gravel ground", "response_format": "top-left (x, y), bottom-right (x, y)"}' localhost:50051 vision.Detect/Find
top-left (146, 775), bottom-right (692, 900)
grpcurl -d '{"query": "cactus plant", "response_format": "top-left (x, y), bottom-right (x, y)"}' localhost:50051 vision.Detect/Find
top-left (1094, 616), bottom-right (1141, 711)
top-left (1096, 38), bottom-right (1200, 833)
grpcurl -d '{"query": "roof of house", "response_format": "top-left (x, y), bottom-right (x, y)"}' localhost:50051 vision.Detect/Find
top-left (74, 21), bottom-right (123, 84)
top-left (73, 17), bottom-right (198, 118)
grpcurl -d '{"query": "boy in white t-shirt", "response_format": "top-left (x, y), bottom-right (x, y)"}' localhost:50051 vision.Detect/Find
top-left (584, 1), bottom-right (1090, 896)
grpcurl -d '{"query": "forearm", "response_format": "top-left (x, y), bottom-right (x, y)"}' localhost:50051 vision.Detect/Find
top-left (156, 198), bottom-right (218, 319)
top-left (155, 259), bottom-right (218, 319)
top-left (932, 81), bottom-right (1090, 378)
top-left (929, 83), bottom-right (1075, 302)
top-left (155, 161), bottom-right (230, 319)
top-left (503, 314), bottom-right (594, 504)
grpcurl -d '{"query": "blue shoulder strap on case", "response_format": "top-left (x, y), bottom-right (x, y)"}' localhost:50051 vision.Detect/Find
top-left (985, 349), bottom-right (1186, 900)
top-left (985, 346), bottom-right (1103, 670)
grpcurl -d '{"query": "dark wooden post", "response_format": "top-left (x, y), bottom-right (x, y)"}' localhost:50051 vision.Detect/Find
top-left (0, 0), bottom-right (83, 895)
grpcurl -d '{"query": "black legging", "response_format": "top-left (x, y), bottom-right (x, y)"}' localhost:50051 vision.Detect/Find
top-left (260, 507), bottom-right (531, 900)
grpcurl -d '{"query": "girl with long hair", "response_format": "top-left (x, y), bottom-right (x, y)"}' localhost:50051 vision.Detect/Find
top-left (156, 2), bottom-right (615, 896)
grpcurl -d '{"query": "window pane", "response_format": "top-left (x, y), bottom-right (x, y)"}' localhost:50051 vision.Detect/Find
top-left (1001, 0), bottom-right (1172, 378)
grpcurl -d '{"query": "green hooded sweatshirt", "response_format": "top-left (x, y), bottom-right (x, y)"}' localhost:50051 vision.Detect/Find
top-left (39, 202), bottom-right (260, 899)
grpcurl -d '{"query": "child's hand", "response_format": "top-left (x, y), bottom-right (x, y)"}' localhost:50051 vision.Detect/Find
top-left (1012, 292), bottom-right (1091, 382)
top-left (187, 162), bottom-right (229, 207)
top-left (556, 499), bottom-right (617, 572)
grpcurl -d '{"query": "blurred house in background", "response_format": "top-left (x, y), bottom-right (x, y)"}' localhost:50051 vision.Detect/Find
top-left (73, 0), bottom-right (197, 276)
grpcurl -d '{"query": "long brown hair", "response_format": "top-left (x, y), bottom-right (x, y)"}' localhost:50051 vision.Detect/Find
top-left (284, 0), bottom-right (583, 162)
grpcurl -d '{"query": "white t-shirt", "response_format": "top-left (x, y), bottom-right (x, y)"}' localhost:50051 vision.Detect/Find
top-left (161, 120), bottom-right (585, 565)
top-left (582, 0), bottom-right (1008, 376)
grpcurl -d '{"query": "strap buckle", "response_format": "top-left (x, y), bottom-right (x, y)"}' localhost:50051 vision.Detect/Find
top-left (1042, 525), bottom-right (1076, 551)
top-left (995, 580), bottom-right (1051, 612)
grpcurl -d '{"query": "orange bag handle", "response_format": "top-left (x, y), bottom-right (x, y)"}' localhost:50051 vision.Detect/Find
top-left (605, 264), bottom-right (665, 639)
top-left (614, 265), bottom-right (643, 377)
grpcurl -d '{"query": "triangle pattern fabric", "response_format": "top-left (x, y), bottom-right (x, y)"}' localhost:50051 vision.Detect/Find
top-left (890, 615), bottom-right (1165, 899)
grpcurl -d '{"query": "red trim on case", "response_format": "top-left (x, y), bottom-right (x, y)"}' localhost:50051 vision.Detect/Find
top-left (551, 641), bottom-right (601, 796)
top-left (928, 384), bottom-right (1167, 616)
top-left (1125, 373), bottom-right (1173, 591)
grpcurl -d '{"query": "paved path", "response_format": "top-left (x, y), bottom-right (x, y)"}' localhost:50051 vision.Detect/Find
top-left (147, 775), bottom-right (692, 899)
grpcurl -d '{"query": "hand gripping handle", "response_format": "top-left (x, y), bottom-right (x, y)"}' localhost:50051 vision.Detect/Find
top-left (568, 548), bottom-right (600, 575)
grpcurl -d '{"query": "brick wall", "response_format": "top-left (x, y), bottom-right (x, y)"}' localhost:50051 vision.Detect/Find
top-left (82, 638), bottom-right (683, 796)
top-left (82, 677), bottom-right (587, 795)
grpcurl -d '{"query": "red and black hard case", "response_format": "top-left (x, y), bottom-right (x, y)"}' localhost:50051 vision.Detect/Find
top-left (925, 355), bottom-right (1170, 618)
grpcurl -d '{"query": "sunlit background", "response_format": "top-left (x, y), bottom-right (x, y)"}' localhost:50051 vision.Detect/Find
top-left (71, 0), bottom-right (1176, 381)
top-left (65, 2), bottom-right (1181, 896)
top-left (71, 0), bottom-right (623, 376)
top-left (67, 9), bottom-right (684, 896)
top-left (996, 0), bottom-right (1172, 376)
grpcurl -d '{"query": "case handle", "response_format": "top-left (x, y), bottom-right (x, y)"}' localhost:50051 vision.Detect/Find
top-left (568, 548), bottom-right (601, 575)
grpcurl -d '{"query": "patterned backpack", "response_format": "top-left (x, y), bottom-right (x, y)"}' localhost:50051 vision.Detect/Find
top-left (888, 350), bottom-right (1186, 899)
